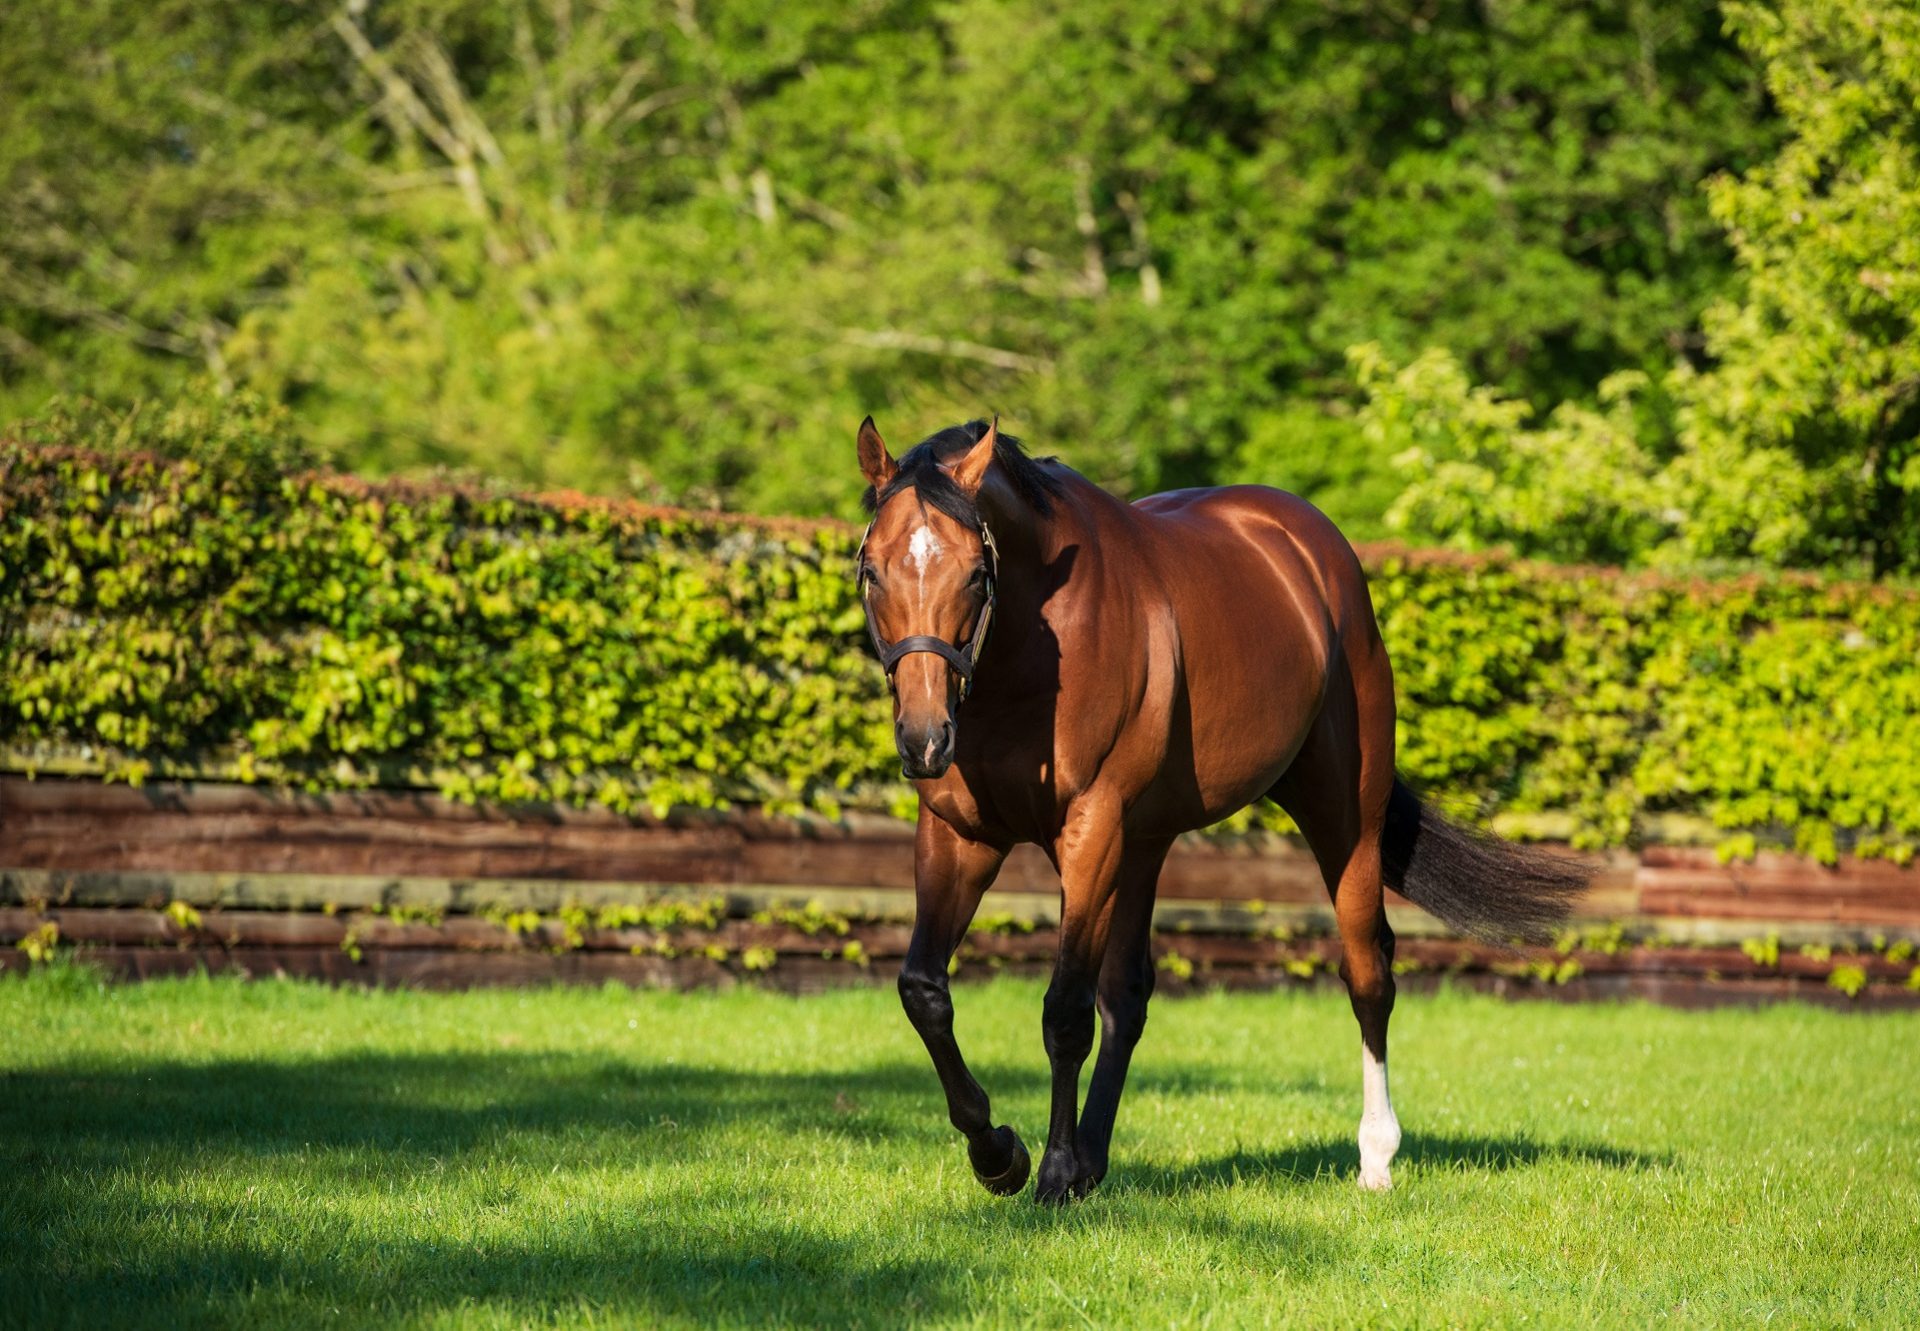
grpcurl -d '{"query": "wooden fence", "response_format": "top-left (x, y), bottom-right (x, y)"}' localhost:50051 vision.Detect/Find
top-left (3, 777), bottom-right (1917, 1008)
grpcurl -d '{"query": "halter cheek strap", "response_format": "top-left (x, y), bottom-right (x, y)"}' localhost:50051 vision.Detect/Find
top-left (855, 520), bottom-right (999, 701)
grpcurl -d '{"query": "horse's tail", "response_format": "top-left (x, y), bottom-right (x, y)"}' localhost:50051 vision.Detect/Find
top-left (1379, 778), bottom-right (1592, 945)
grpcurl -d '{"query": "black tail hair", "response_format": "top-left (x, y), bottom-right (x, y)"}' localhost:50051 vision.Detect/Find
top-left (1380, 778), bottom-right (1592, 945)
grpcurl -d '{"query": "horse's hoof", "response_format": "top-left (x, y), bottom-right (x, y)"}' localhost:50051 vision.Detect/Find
top-left (1033, 1150), bottom-right (1096, 1206)
top-left (971, 1126), bottom-right (1030, 1197)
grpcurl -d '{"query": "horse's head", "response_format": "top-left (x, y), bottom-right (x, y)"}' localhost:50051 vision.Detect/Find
top-left (855, 416), bottom-right (1000, 779)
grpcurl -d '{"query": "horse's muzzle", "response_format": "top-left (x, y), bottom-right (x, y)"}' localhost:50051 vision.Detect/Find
top-left (897, 718), bottom-right (955, 779)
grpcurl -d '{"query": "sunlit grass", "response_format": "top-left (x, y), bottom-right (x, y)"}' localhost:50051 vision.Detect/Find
top-left (2, 964), bottom-right (1914, 1328)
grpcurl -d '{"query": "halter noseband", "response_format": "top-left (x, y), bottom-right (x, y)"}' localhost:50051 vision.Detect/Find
top-left (854, 513), bottom-right (999, 701)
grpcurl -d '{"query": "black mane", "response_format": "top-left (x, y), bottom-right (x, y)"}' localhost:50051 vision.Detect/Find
top-left (861, 420), bottom-right (1065, 527)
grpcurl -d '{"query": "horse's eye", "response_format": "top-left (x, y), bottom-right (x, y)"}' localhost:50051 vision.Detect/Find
top-left (968, 567), bottom-right (989, 590)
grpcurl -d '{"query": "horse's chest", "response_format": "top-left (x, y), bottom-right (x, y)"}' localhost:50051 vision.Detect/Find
top-left (928, 703), bottom-right (1152, 849)
top-left (921, 757), bottom-right (1068, 847)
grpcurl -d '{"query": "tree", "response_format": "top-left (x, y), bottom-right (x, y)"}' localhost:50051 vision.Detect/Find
top-left (1, 0), bottom-right (1773, 520)
top-left (1368, 0), bottom-right (1920, 577)
top-left (1679, 0), bottom-right (1920, 575)
top-left (1354, 345), bottom-right (1667, 565)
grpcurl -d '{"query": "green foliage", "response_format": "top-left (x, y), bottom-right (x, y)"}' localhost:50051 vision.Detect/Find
top-left (487, 909), bottom-right (544, 939)
top-left (1356, 346), bottom-right (1668, 565)
top-left (0, 438), bottom-right (890, 816)
top-left (1223, 404), bottom-right (1403, 544)
top-left (1556, 923), bottom-right (1629, 957)
top-left (1494, 956), bottom-right (1585, 986)
top-left (589, 899), bottom-right (725, 932)
top-left (9, 387), bottom-right (316, 485)
top-left (1826, 963), bottom-right (1868, 999)
top-left (1681, 0), bottom-right (1920, 578)
top-left (5, 441), bottom-right (1920, 860)
top-left (378, 902), bottom-right (446, 927)
top-left (339, 917), bottom-right (368, 964)
top-left (1356, 1), bottom-right (1920, 578)
top-left (752, 901), bottom-right (852, 937)
top-left (1156, 950), bottom-right (1195, 981)
top-left (14, 921), bottom-right (60, 965)
top-left (0, 0), bottom-right (1771, 523)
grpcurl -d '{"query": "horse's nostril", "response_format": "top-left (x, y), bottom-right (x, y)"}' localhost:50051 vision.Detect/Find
top-left (897, 719), bottom-right (957, 775)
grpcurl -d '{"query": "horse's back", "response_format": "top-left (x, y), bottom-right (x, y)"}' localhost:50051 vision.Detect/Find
top-left (1131, 484), bottom-right (1374, 635)
top-left (1134, 481), bottom-right (1361, 563)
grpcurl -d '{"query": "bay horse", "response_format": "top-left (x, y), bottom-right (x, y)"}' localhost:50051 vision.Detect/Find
top-left (853, 416), bottom-right (1590, 1204)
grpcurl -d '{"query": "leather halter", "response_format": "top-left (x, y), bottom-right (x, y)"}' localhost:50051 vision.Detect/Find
top-left (854, 511), bottom-right (999, 701)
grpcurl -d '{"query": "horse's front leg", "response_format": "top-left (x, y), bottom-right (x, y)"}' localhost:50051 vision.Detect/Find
top-left (899, 813), bottom-right (1027, 1195)
top-left (1035, 797), bottom-right (1128, 1205)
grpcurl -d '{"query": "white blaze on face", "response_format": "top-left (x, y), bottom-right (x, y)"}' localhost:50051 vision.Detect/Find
top-left (1357, 1044), bottom-right (1402, 1191)
top-left (904, 523), bottom-right (946, 707)
top-left (905, 524), bottom-right (943, 573)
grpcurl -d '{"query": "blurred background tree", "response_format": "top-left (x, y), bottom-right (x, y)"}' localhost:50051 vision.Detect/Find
top-left (5, 0), bottom-right (1907, 576)
top-left (1351, 0), bottom-right (1920, 576)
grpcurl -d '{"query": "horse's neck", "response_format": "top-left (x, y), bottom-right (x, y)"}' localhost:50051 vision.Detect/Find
top-left (976, 467), bottom-right (1125, 647)
top-left (978, 473), bottom-right (1064, 581)
top-left (983, 462), bottom-right (1105, 548)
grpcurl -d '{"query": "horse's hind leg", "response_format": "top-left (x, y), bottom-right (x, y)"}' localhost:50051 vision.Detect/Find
top-left (1268, 653), bottom-right (1402, 1190)
top-left (1074, 836), bottom-right (1172, 1190)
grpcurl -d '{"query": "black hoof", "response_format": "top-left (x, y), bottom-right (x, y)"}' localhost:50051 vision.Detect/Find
top-left (1033, 1151), bottom-right (1097, 1206)
top-left (971, 1126), bottom-right (1031, 1197)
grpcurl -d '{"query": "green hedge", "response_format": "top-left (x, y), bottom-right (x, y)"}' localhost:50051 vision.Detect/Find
top-left (2, 441), bottom-right (1917, 862)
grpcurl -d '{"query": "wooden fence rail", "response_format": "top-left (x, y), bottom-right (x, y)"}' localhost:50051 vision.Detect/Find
top-left (3, 777), bottom-right (1918, 1007)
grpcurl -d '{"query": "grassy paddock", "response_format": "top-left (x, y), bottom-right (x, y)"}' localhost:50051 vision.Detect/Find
top-left (1, 969), bottom-right (1914, 1329)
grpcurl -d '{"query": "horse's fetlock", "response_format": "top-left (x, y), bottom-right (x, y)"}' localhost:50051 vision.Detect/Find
top-left (950, 1104), bottom-right (992, 1136)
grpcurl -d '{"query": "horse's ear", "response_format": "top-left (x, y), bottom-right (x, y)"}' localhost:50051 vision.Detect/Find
top-left (949, 416), bottom-right (997, 497)
top-left (857, 416), bottom-right (897, 491)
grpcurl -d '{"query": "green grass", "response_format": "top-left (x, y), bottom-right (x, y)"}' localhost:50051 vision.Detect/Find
top-left (2, 966), bottom-right (1914, 1329)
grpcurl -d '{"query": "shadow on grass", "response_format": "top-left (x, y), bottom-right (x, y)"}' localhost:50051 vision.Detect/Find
top-left (11, 1192), bottom-right (977, 1329)
top-left (1122, 1134), bottom-right (1668, 1196)
top-left (3, 1050), bottom-right (998, 1159)
top-left (0, 1049), bottom-right (1653, 1327)
top-left (0, 1051), bottom-right (1320, 1327)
